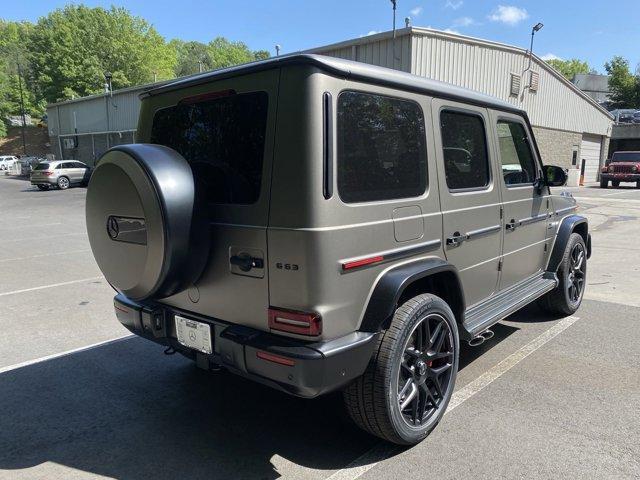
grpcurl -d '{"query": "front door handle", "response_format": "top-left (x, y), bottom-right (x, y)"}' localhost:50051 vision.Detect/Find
top-left (506, 219), bottom-right (518, 231)
top-left (446, 231), bottom-right (467, 247)
top-left (230, 253), bottom-right (264, 272)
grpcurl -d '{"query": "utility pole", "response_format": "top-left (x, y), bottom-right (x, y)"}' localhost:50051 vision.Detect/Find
top-left (16, 56), bottom-right (27, 155)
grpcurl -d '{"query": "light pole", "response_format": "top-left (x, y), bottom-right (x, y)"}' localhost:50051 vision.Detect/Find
top-left (528, 22), bottom-right (544, 70)
top-left (390, 0), bottom-right (397, 38)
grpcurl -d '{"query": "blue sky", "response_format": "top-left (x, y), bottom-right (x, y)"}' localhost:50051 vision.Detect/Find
top-left (3, 0), bottom-right (639, 73)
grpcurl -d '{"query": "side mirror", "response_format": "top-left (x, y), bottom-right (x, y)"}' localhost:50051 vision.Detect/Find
top-left (542, 165), bottom-right (567, 187)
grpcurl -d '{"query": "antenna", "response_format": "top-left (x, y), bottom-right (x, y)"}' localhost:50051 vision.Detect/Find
top-left (405, 16), bottom-right (411, 28)
top-left (275, 44), bottom-right (281, 56)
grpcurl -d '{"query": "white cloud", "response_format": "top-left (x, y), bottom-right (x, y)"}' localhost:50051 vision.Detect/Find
top-left (541, 53), bottom-right (562, 61)
top-left (410, 6), bottom-right (423, 16)
top-left (453, 16), bottom-right (475, 27)
top-left (445, 0), bottom-right (463, 9)
top-left (443, 28), bottom-right (461, 34)
top-left (488, 5), bottom-right (529, 26)
top-left (366, 30), bottom-right (378, 36)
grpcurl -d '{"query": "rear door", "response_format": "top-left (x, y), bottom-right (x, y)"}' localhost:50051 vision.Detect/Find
top-left (432, 100), bottom-right (502, 308)
top-left (144, 70), bottom-right (279, 331)
top-left (490, 111), bottom-right (548, 289)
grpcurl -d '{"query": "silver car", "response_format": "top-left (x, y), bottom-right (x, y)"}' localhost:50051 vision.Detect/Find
top-left (30, 160), bottom-right (91, 190)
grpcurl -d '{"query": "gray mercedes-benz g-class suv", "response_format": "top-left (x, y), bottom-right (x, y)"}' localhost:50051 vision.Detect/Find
top-left (86, 54), bottom-right (590, 445)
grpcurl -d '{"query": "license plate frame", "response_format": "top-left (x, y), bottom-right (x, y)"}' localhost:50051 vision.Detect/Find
top-left (175, 315), bottom-right (212, 354)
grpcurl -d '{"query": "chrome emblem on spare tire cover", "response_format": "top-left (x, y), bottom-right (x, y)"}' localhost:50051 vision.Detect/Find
top-left (106, 216), bottom-right (147, 245)
top-left (107, 216), bottom-right (120, 239)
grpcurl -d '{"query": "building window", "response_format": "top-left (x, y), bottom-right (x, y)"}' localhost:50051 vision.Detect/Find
top-left (496, 121), bottom-right (537, 185)
top-left (337, 91), bottom-right (427, 203)
top-left (440, 110), bottom-right (490, 190)
top-left (510, 73), bottom-right (521, 97)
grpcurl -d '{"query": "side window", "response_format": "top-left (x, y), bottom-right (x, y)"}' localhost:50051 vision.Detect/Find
top-left (440, 111), bottom-right (490, 190)
top-left (497, 121), bottom-right (537, 186)
top-left (337, 91), bottom-right (427, 203)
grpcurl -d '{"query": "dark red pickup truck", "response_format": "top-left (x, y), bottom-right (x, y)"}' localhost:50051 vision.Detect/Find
top-left (600, 151), bottom-right (640, 188)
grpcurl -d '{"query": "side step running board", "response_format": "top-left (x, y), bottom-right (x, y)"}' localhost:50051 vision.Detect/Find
top-left (462, 273), bottom-right (558, 339)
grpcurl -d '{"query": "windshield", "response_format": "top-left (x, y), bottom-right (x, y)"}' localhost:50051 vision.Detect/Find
top-left (611, 152), bottom-right (640, 162)
top-left (33, 163), bottom-right (50, 171)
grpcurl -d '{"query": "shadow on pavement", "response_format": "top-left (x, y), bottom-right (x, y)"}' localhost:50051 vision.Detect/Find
top-left (0, 305), bottom-right (561, 479)
top-left (0, 338), bottom-right (377, 479)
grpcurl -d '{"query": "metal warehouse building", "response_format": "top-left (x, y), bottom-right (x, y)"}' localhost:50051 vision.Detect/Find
top-left (47, 27), bottom-right (613, 182)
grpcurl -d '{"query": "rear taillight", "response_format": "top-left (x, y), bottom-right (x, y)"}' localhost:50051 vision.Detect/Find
top-left (43, 171), bottom-right (54, 176)
top-left (268, 307), bottom-right (322, 336)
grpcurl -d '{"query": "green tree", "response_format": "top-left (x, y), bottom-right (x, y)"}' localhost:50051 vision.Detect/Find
top-left (28, 5), bottom-right (176, 102)
top-left (546, 58), bottom-right (591, 80)
top-left (604, 56), bottom-right (640, 109)
top-left (170, 37), bottom-right (270, 77)
top-left (0, 20), bottom-right (42, 136)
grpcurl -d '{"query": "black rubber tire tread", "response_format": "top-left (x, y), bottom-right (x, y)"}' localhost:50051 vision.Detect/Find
top-left (343, 294), bottom-right (457, 445)
top-left (599, 179), bottom-right (607, 188)
top-left (538, 233), bottom-right (586, 316)
top-left (612, 180), bottom-right (620, 187)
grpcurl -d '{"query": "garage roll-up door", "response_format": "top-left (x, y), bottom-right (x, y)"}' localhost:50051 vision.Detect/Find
top-left (580, 135), bottom-right (602, 183)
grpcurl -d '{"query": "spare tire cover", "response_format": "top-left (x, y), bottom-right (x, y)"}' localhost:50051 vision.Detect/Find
top-left (86, 144), bottom-right (198, 301)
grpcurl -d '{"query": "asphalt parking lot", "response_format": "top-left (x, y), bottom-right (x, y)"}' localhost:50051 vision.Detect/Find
top-left (1, 176), bottom-right (639, 480)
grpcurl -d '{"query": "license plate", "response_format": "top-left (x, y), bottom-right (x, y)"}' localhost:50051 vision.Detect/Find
top-left (175, 315), bottom-right (212, 354)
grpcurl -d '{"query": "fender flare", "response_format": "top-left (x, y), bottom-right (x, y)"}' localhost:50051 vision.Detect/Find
top-left (547, 214), bottom-right (589, 273)
top-left (359, 257), bottom-right (465, 333)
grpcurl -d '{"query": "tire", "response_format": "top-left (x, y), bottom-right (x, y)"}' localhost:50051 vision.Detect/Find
top-left (343, 294), bottom-right (459, 445)
top-left (538, 233), bottom-right (587, 316)
top-left (57, 176), bottom-right (70, 190)
top-left (600, 179), bottom-right (608, 188)
top-left (612, 180), bottom-right (620, 188)
top-left (36, 184), bottom-right (50, 191)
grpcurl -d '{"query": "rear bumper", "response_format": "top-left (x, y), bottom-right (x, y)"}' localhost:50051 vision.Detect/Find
top-left (601, 173), bottom-right (640, 182)
top-left (113, 294), bottom-right (377, 398)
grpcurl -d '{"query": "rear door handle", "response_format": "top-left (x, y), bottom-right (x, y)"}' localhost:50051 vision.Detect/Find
top-left (446, 232), bottom-right (468, 247)
top-left (505, 219), bottom-right (518, 231)
top-left (230, 253), bottom-right (264, 272)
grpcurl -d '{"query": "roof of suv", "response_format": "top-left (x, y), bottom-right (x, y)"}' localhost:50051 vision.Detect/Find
top-left (142, 53), bottom-right (522, 115)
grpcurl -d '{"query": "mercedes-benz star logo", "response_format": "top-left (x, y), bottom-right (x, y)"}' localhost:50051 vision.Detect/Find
top-left (107, 216), bottom-right (119, 240)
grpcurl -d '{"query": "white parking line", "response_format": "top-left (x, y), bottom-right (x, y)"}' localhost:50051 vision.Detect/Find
top-left (0, 249), bottom-right (91, 263)
top-left (0, 222), bottom-right (63, 230)
top-left (325, 315), bottom-right (580, 480)
top-left (0, 335), bottom-right (134, 375)
top-left (0, 276), bottom-right (103, 298)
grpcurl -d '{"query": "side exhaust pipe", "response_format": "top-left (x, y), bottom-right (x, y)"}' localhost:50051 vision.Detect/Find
top-left (468, 329), bottom-right (495, 347)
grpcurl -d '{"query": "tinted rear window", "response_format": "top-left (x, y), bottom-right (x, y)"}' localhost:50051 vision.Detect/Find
top-left (33, 163), bottom-right (50, 171)
top-left (612, 152), bottom-right (640, 162)
top-left (150, 91), bottom-right (268, 204)
top-left (337, 91), bottom-right (427, 203)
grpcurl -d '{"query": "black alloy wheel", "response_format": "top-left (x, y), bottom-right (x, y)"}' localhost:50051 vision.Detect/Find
top-left (397, 313), bottom-right (454, 427)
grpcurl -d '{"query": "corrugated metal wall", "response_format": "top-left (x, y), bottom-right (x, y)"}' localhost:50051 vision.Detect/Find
top-left (410, 32), bottom-right (612, 136)
top-left (48, 89), bottom-right (142, 137)
top-left (309, 32), bottom-right (413, 72)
